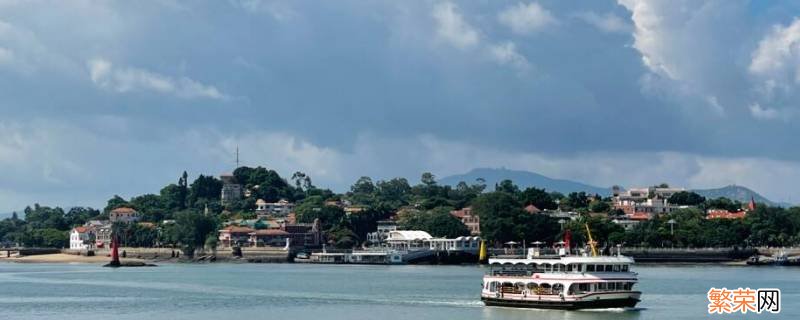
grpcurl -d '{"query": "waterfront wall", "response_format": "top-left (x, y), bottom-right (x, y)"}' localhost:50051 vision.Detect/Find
top-left (621, 247), bottom-right (756, 262)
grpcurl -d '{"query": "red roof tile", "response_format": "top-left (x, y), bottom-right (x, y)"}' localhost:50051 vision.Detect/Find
top-left (220, 226), bottom-right (256, 234)
top-left (110, 207), bottom-right (137, 214)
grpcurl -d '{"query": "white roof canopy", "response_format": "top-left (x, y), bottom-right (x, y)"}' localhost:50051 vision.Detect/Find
top-left (386, 230), bottom-right (433, 241)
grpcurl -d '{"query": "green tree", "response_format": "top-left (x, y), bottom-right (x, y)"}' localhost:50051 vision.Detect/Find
top-left (174, 210), bottom-right (218, 258)
top-left (188, 174), bottom-right (223, 206)
top-left (129, 194), bottom-right (165, 222)
top-left (494, 179), bottom-right (520, 194)
top-left (520, 187), bottom-right (557, 210)
top-left (589, 200), bottom-right (611, 213)
top-left (103, 196), bottom-right (129, 214)
top-left (24, 204), bottom-right (67, 230)
top-left (160, 184), bottom-right (186, 212)
top-left (472, 192), bottom-right (557, 244)
top-left (668, 191), bottom-right (705, 206)
top-left (703, 197), bottom-right (742, 212)
top-left (64, 207), bottom-right (100, 227)
top-left (351, 176), bottom-right (376, 195)
top-left (397, 207), bottom-right (470, 238)
top-left (295, 198), bottom-right (346, 230)
top-left (234, 166), bottom-right (295, 202)
top-left (562, 192), bottom-right (589, 210)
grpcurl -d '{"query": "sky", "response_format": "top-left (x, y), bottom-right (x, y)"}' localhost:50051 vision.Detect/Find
top-left (1, 0), bottom-right (800, 212)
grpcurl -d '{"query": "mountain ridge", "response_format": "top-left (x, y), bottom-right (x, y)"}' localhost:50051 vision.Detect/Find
top-left (438, 168), bottom-right (612, 196)
top-left (439, 168), bottom-right (791, 207)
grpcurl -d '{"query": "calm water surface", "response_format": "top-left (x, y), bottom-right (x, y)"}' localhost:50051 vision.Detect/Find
top-left (0, 262), bottom-right (797, 319)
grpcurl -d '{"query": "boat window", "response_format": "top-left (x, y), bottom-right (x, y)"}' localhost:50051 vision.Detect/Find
top-left (622, 265), bottom-right (629, 272)
top-left (586, 264), bottom-right (595, 272)
top-left (526, 283), bottom-right (539, 290)
top-left (613, 264), bottom-right (621, 272)
top-left (598, 283), bottom-right (607, 291)
top-left (566, 264), bottom-right (573, 272)
top-left (552, 283), bottom-right (564, 294)
top-left (514, 282), bottom-right (526, 294)
top-left (605, 265), bottom-right (613, 272)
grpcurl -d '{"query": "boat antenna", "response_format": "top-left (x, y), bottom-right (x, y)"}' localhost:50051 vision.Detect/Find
top-left (584, 223), bottom-right (598, 257)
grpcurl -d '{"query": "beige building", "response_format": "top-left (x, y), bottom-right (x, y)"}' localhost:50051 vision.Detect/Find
top-left (450, 207), bottom-right (480, 236)
top-left (109, 207), bottom-right (140, 223)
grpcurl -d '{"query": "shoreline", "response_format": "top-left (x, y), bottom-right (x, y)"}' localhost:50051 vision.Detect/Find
top-left (0, 253), bottom-right (757, 266)
top-left (0, 253), bottom-right (165, 264)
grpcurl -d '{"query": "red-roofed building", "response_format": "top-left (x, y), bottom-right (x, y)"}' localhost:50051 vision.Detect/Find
top-left (627, 212), bottom-right (652, 221)
top-left (747, 197), bottom-right (757, 211)
top-left (218, 226), bottom-right (256, 247)
top-left (220, 219), bottom-right (322, 248)
top-left (109, 207), bottom-right (140, 223)
top-left (450, 207), bottom-right (480, 236)
top-left (524, 204), bottom-right (541, 214)
top-left (706, 209), bottom-right (747, 220)
top-left (70, 226), bottom-right (95, 250)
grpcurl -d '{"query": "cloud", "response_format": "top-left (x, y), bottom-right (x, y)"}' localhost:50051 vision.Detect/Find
top-left (618, 0), bottom-right (684, 79)
top-left (229, 0), bottom-right (297, 21)
top-left (216, 131), bottom-right (344, 182)
top-left (498, 2), bottom-right (556, 35)
top-left (0, 46), bottom-right (13, 64)
top-left (488, 41), bottom-right (531, 72)
top-left (617, 0), bottom-right (774, 118)
top-left (749, 18), bottom-right (800, 79)
top-left (431, 2), bottom-right (479, 49)
top-left (748, 18), bottom-right (800, 116)
top-left (749, 103), bottom-right (782, 120)
top-left (86, 58), bottom-right (227, 100)
top-left (0, 18), bottom-right (50, 74)
top-left (575, 11), bottom-right (631, 34)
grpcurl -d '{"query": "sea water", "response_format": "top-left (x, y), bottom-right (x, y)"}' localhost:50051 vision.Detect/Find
top-left (0, 262), bottom-right (797, 319)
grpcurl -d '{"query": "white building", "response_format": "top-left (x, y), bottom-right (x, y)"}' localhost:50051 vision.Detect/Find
top-left (611, 186), bottom-right (684, 218)
top-left (613, 186), bottom-right (684, 202)
top-left (612, 218), bottom-right (642, 231)
top-left (255, 199), bottom-right (295, 217)
top-left (69, 226), bottom-right (95, 250)
top-left (385, 230), bottom-right (481, 253)
top-left (367, 220), bottom-right (398, 243)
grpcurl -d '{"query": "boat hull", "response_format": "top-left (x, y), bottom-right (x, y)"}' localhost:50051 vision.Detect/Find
top-left (481, 294), bottom-right (640, 310)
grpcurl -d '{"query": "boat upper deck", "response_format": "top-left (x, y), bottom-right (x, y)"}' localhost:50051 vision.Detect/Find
top-left (489, 255), bottom-right (634, 266)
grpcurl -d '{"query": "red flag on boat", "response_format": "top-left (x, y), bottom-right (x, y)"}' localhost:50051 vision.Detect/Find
top-left (564, 229), bottom-right (572, 254)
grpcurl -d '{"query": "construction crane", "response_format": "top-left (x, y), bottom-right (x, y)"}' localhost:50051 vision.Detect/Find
top-left (584, 223), bottom-right (598, 257)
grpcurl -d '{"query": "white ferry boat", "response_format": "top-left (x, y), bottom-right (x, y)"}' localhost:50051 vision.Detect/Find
top-left (480, 228), bottom-right (641, 310)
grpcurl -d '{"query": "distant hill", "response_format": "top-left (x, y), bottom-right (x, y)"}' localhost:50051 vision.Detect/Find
top-left (692, 185), bottom-right (791, 207)
top-left (439, 168), bottom-right (611, 196)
